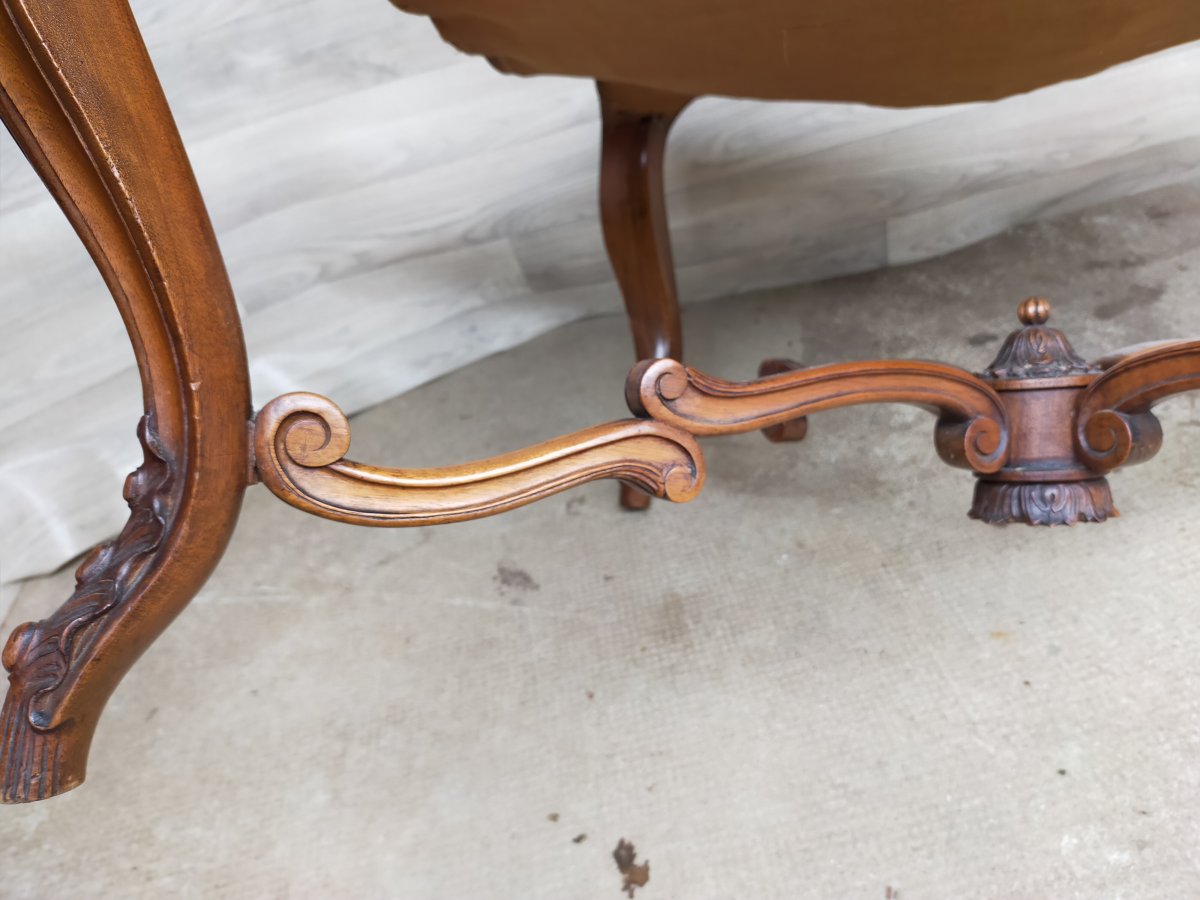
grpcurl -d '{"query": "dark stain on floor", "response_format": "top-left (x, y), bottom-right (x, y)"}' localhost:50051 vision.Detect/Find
top-left (1084, 253), bottom-right (1148, 272)
top-left (494, 564), bottom-right (540, 593)
top-left (1094, 282), bottom-right (1164, 320)
top-left (613, 839), bottom-right (650, 897)
top-left (967, 331), bottom-right (999, 347)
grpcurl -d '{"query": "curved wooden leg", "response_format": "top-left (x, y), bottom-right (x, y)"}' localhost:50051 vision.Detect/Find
top-left (0, 0), bottom-right (250, 802)
top-left (598, 83), bottom-right (691, 511)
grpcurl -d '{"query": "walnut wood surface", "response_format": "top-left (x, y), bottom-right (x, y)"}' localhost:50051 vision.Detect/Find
top-left (598, 81), bottom-right (689, 364)
top-left (3, 0), bottom-right (1199, 812)
top-left (756, 359), bottom-right (811, 443)
top-left (0, 0), bottom-right (250, 802)
top-left (969, 479), bottom-right (1117, 527)
top-left (627, 357), bottom-right (1011, 474)
top-left (1075, 339), bottom-right (1200, 472)
top-left (597, 83), bottom-right (691, 511)
top-left (254, 393), bottom-right (704, 526)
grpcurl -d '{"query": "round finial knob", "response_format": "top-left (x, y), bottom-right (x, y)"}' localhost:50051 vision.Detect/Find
top-left (1018, 297), bottom-right (1051, 326)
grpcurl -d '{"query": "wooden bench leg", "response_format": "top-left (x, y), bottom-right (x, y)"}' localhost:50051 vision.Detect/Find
top-left (597, 83), bottom-right (691, 510)
top-left (0, 0), bottom-right (251, 802)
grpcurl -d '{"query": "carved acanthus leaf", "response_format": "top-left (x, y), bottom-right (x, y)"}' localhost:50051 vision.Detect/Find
top-left (969, 479), bottom-right (1115, 527)
top-left (1, 415), bottom-right (174, 802)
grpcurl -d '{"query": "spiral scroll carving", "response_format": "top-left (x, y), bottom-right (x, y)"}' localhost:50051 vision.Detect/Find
top-left (1076, 409), bottom-right (1135, 471)
top-left (274, 393), bottom-right (351, 468)
top-left (628, 357), bottom-right (1010, 475)
top-left (254, 392), bottom-right (705, 526)
top-left (1074, 339), bottom-right (1200, 473)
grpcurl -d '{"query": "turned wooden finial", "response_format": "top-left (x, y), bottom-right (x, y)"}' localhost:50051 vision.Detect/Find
top-left (983, 297), bottom-right (1095, 380)
top-left (1018, 297), bottom-right (1051, 326)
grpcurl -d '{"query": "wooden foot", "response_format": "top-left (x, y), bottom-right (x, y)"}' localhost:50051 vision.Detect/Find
top-left (628, 297), bottom-right (1200, 525)
top-left (598, 83), bottom-right (691, 510)
top-left (619, 482), bottom-right (654, 511)
top-left (969, 478), bottom-right (1117, 526)
top-left (253, 393), bottom-right (703, 526)
top-left (757, 359), bottom-right (810, 443)
top-left (0, 0), bottom-right (250, 801)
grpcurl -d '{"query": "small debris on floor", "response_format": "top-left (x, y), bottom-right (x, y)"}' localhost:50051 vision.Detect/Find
top-left (613, 839), bottom-right (650, 897)
top-left (1057, 769), bottom-right (1068, 776)
top-left (547, 813), bottom-right (559, 822)
top-left (572, 833), bottom-right (587, 844)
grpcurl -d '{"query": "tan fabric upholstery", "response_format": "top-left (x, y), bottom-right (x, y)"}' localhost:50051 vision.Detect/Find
top-left (392, 0), bottom-right (1200, 106)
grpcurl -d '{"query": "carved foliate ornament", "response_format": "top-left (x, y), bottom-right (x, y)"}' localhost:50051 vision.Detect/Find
top-left (1, 416), bottom-right (175, 802)
top-left (982, 297), bottom-right (1100, 381)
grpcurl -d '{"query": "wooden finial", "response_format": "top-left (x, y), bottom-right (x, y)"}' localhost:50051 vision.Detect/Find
top-left (1019, 297), bottom-right (1051, 326)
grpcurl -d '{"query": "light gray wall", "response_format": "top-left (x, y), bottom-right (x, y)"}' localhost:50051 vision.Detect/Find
top-left (1, 0), bottom-right (1199, 586)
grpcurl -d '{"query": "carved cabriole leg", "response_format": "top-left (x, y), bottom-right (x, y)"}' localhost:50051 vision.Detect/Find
top-left (0, 0), bottom-right (250, 801)
top-left (598, 83), bottom-right (691, 510)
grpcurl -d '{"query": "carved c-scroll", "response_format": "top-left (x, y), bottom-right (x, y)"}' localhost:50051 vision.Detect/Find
top-left (1075, 339), bottom-right (1200, 472)
top-left (627, 358), bottom-right (1010, 474)
top-left (254, 393), bottom-right (705, 526)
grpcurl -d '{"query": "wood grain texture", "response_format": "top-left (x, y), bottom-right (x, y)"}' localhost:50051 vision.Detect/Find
top-left (1075, 340), bottom-right (1200, 472)
top-left (627, 357), bottom-right (1010, 474)
top-left (254, 392), bottom-right (703, 525)
top-left (598, 82), bottom-right (690, 362)
top-left (597, 83), bottom-right (691, 511)
top-left (619, 299), bottom-right (1200, 526)
top-left (0, 0), bottom-right (250, 801)
top-left (2, 2), bottom-right (1200, 584)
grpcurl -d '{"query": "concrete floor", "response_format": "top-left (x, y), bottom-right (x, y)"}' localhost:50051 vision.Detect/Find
top-left (2, 184), bottom-right (1200, 898)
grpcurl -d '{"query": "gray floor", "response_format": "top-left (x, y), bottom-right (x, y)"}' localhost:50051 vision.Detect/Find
top-left (3, 185), bottom-right (1200, 898)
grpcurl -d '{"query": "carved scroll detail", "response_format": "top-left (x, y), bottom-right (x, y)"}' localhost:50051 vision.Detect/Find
top-left (1, 417), bottom-right (175, 802)
top-left (254, 393), bottom-right (705, 526)
top-left (627, 358), bottom-right (1010, 474)
top-left (1075, 340), bottom-right (1200, 472)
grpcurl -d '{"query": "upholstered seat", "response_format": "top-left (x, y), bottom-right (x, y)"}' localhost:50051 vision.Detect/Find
top-left (392, 0), bottom-right (1200, 106)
